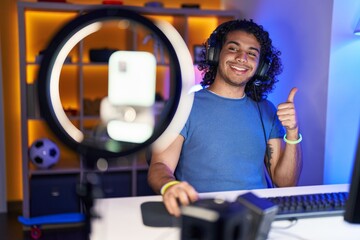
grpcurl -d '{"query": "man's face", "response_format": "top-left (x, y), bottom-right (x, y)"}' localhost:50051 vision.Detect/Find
top-left (216, 30), bottom-right (261, 87)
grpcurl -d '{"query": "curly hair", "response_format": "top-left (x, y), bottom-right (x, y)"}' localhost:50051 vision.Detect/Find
top-left (197, 19), bottom-right (283, 101)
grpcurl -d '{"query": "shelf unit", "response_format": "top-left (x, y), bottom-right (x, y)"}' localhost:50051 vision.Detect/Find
top-left (18, 1), bottom-right (240, 217)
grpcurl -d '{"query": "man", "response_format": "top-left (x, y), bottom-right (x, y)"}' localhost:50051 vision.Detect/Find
top-left (148, 19), bottom-right (303, 217)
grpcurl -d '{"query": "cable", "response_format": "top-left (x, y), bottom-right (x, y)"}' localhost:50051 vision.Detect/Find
top-left (253, 84), bottom-right (275, 188)
top-left (271, 218), bottom-right (298, 229)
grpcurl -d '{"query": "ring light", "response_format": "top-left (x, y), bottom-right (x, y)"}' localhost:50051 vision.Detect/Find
top-left (37, 7), bottom-right (195, 159)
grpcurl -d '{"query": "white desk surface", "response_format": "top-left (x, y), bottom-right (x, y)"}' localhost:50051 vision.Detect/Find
top-left (91, 184), bottom-right (360, 240)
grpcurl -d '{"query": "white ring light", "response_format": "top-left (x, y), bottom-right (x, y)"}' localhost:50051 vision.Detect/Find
top-left (151, 20), bottom-right (194, 153)
top-left (50, 22), bottom-right (103, 143)
top-left (37, 7), bottom-right (194, 158)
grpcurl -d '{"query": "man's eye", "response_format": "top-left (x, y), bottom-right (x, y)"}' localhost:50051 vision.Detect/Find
top-left (248, 52), bottom-right (257, 57)
top-left (228, 47), bottom-right (237, 52)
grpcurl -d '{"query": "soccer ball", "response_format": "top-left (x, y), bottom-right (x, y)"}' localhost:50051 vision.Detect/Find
top-left (29, 138), bottom-right (60, 169)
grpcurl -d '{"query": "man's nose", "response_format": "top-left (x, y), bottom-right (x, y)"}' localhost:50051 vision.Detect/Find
top-left (235, 51), bottom-right (247, 63)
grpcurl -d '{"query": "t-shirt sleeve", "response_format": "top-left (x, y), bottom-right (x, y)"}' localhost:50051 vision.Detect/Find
top-left (180, 120), bottom-right (188, 139)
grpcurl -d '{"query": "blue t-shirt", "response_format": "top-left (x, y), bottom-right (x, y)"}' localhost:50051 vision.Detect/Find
top-left (175, 89), bottom-right (285, 192)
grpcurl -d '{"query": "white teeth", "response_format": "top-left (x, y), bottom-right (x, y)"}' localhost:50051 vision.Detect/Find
top-left (231, 65), bottom-right (247, 71)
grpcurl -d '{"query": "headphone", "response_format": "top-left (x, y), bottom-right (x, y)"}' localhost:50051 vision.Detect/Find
top-left (206, 30), bottom-right (272, 86)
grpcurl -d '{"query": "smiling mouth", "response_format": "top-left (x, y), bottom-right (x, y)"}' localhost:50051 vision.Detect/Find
top-left (230, 64), bottom-right (250, 73)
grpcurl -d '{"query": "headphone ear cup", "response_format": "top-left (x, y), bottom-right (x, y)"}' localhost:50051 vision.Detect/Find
top-left (254, 57), bottom-right (271, 85)
top-left (206, 32), bottom-right (220, 65)
top-left (256, 57), bottom-right (271, 79)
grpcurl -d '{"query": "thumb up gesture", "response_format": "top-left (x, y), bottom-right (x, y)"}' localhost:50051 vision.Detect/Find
top-left (277, 87), bottom-right (298, 131)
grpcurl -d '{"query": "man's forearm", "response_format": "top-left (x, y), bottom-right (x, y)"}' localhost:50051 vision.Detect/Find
top-left (279, 142), bottom-right (302, 186)
top-left (274, 131), bottom-right (303, 187)
top-left (148, 161), bottom-right (177, 194)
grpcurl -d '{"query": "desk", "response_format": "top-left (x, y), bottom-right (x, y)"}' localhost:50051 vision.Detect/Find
top-left (90, 184), bottom-right (360, 240)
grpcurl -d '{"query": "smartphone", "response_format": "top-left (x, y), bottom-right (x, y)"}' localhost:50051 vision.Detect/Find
top-left (100, 51), bottom-right (157, 143)
top-left (108, 50), bottom-right (156, 107)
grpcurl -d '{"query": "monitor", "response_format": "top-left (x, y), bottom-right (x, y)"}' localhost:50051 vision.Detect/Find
top-left (344, 129), bottom-right (360, 223)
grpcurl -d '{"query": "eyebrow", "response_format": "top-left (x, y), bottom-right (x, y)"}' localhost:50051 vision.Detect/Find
top-left (225, 40), bottom-right (260, 54)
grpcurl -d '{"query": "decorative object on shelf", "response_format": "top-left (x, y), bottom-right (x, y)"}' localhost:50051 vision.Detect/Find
top-left (29, 138), bottom-right (60, 169)
top-left (63, 106), bottom-right (78, 116)
top-left (142, 33), bottom-right (165, 64)
top-left (89, 48), bottom-right (118, 63)
top-left (83, 98), bottom-right (101, 116)
top-left (102, 0), bottom-right (123, 5)
top-left (38, 0), bottom-right (67, 2)
top-left (181, 3), bottom-right (200, 9)
top-left (193, 45), bottom-right (204, 64)
top-left (36, 50), bottom-right (71, 64)
top-left (144, 1), bottom-right (164, 8)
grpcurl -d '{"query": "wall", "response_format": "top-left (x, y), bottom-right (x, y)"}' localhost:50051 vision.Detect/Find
top-left (0, 36), bottom-right (7, 213)
top-left (324, 0), bottom-right (360, 184)
top-left (222, 0), bottom-right (334, 186)
top-left (222, 0), bottom-right (360, 186)
top-left (0, 0), bottom-right (22, 202)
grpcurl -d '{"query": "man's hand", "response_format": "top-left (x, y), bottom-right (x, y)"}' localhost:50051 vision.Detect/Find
top-left (277, 87), bottom-right (299, 137)
top-left (162, 181), bottom-right (199, 217)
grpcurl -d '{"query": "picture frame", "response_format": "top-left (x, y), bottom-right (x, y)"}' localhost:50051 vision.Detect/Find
top-left (193, 45), bottom-right (204, 64)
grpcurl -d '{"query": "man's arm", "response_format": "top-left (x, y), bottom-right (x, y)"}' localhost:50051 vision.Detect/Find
top-left (267, 131), bottom-right (302, 187)
top-left (269, 87), bottom-right (303, 187)
top-left (148, 135), bottom-right (184, 193)
top-left (147, 135), bottom-right (198, 216)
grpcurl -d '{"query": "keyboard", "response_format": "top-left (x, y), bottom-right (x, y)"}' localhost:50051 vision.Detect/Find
top-left (264, 191), bottom-right (349, 220)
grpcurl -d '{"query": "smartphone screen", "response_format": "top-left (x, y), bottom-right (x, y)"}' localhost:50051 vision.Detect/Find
top-left (101, 51), bottom-right (157, 143)
top-left (108, 51), bottom-right (156, 107)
